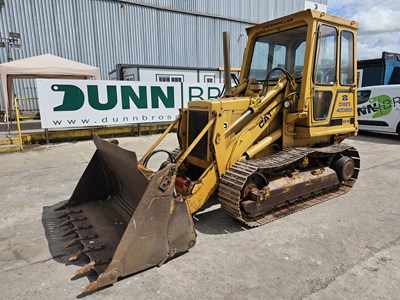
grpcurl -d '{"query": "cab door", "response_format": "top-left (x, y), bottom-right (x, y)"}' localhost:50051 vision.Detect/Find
top-left (310, 24), bottom-right (356, 135)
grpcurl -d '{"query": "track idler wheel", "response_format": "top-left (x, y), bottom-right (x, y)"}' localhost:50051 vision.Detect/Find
top-left (332, 156), bottom-right (355, 181)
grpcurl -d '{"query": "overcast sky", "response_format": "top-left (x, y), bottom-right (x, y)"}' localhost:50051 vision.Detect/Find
top-left (328, 0), bottom-right (400, 59)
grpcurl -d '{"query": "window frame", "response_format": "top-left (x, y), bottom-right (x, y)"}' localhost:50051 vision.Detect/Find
top-left (247, 25), bottom-right (308, 82)
top-left (248, 38), bottom-right (271, 81)
top-left (313, 24), bottom-right (338, 86)
top-left (204, 74), bottom-right (215, 83)
top-left (339, 30), bottom-right (355, 86)
top-left (313, 90), bottom-right (333, 121)
top-left (156, 74), bottom-right (184, 82)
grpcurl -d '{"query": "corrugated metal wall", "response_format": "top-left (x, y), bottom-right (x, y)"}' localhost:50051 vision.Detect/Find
top-left (0, 0), bottom-right (327, 109)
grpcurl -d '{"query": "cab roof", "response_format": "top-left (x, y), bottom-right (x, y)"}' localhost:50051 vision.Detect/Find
top-left (246, 9), bottom-right (358, 36)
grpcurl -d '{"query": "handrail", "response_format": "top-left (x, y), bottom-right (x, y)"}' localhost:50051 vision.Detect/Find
top-left (13, 97), bottom-right (38, 151)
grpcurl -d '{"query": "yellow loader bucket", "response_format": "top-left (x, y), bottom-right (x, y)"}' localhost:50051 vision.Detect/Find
top-left (55, 135), bottom-right (196, 293)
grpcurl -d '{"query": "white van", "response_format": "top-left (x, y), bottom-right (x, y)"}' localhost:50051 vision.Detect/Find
top-left (357, 85), bottom-right (400, 136)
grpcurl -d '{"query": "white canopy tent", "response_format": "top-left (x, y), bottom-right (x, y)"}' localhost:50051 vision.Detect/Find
top-left (0, 53), bottom-right (101, 124)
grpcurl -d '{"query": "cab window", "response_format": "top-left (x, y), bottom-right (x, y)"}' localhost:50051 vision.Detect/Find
top-left (272, 45), bottom-right (287, 69)
top-left (313, 91), bottom-right (332, 120)
top-left (249, 41), bottom-right (270, 80)
top-left (248, 26), bottom-right (308, 81)
top-left (340, 31), bottom-right (354, 85)
top-left (314, 25), bottom-right (337, 85)
top-left (294, 41), bottom-right (306, 78)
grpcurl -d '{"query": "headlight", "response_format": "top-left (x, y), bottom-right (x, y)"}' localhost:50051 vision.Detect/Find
top-left (283, 99), bottom-right (293, 109)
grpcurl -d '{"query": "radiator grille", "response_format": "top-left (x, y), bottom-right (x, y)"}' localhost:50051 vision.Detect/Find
top-left (188, 110), bottom-right (209, 161)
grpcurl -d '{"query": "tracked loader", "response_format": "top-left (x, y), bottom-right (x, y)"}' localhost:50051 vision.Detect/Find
top-left (54, 10), bottom-right (360, 292)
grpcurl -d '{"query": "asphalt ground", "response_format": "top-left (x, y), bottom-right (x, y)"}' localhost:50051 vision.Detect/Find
top-left (0, 132), bottom-right (399, 300)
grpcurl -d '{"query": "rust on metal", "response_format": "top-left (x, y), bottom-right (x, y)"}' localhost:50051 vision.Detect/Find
top-left (55, 135), bottom-right (196, 293)
top-left (54, 136), bottom-right (359, 294)
top-left (219, 144), bottom-right (360, 227)
top-left (74, 261), bottom-right (96, 277)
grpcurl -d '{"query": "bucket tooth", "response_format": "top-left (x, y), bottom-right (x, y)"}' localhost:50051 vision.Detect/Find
top-left (56, 211), bottom-right (71, 220)
top-left (58, 217), bottom-right (88, 227)
top-left (75, 225), bottom-right (92, 231)
top-left (62, 228), bottom-right (77, 237)
top-left (82, 281), bottom-right (98, 294)
top-left (54, 201), bottom-right (76, 211)
top-left (64, 235), bottom-right (97, 248)
top-left (69, 250), bottom-right (83, 262)
top-left (64, 238), bottom-right (79, 249)
top-left (56, 209), bottom-right (83, 219)
top-left (81, 270), bottom-right (117, 294)
top-left (62, 225), bottom-right (92, 237)
top-left (59, 219), bottom-right (73, 227)
top-left (69, 244), bottom-right (105, 261)
top-left (74, 261), bottom-right (96, 277)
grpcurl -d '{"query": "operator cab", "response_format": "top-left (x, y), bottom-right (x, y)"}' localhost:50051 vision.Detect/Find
top-left (241, 9), bottom-right (358, 141)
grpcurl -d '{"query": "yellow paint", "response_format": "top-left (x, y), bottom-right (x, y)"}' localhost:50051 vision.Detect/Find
top-left (187, 163), bottom-right (219, 213)
top-left (14, 98), bottom-right (26, 151)
top-left (167, 10), bottom-right (359, 215)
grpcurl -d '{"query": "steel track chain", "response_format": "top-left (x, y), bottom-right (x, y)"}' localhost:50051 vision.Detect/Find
top-left (218, 144), bottom-right (360, 227)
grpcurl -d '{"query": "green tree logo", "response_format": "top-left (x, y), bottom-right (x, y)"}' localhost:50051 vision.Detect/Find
top-left (369, 95), bottom-right (392, 118)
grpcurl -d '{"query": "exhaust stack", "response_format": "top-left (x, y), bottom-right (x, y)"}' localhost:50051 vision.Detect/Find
top-left (223, 31), bottom-right (232, 97)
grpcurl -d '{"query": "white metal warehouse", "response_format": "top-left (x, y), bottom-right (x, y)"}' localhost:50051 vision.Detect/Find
top-left (0, 0), bottom-right (327, 109)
